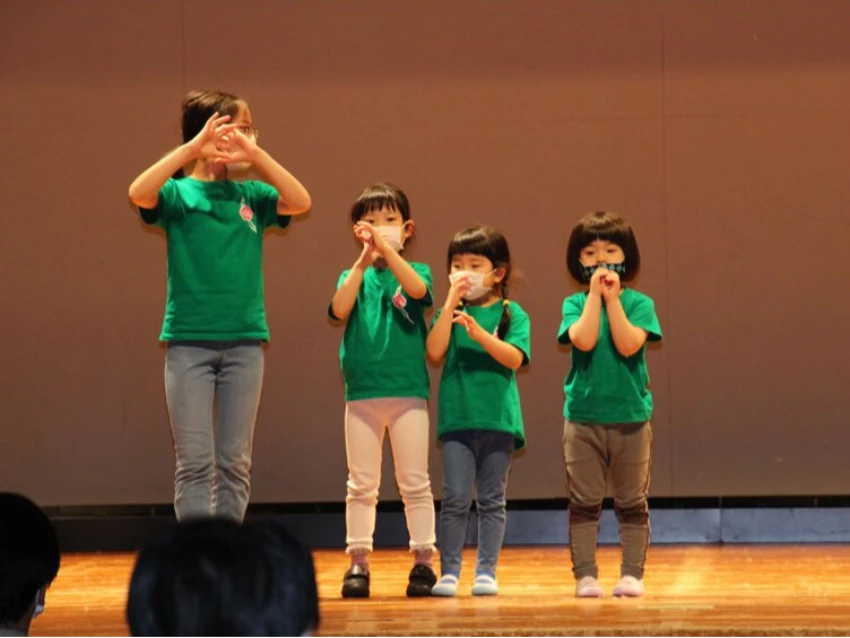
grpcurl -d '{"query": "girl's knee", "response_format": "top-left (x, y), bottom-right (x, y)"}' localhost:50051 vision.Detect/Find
top-left (569, 500), bottom-right (603, 524)
top-left (475, 493), bottom-right (506, 514)
top-left (346, 476), bottom-right (380, 502)
top-left (614, 500), bottom-right (649, 525)
top-left (398, 478), bottom-right (433, 502)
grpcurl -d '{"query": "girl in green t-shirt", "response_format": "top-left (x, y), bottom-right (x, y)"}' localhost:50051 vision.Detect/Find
top-left (427, 227), bottom-right (531, 597)
top-left (558, 211), bottom-right (662, 599)
top-left (128, 90), bottom-right (312, 523)
top-left (329, 183), bottom-right (437, 599)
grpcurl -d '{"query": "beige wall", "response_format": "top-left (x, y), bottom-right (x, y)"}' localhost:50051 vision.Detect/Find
top-left (1, 0), bottom-right (849, 505)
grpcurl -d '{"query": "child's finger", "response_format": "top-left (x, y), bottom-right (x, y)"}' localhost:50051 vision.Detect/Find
top-left (213, 152), bottom-right (235, 163)
top-left (452, 278), bottom-right (469, 290)
top-left (215, 127), bottom-right (240, 141)
top-left (213, 124), bottom-right (237, 139)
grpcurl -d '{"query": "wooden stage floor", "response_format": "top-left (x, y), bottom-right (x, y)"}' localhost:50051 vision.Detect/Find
top-left (32, 545), bottom-right (850, 636)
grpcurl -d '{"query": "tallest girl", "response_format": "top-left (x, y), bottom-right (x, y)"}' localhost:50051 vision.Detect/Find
top-left (128, 90), bottom-right (312, 521)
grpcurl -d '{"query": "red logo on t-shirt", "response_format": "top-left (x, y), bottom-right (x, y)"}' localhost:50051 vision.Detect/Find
top-left (392, 287), bottom-right (408, 309)
top-left (239, 200), bottom-right (257, 232)
top-left (392, 286), bottom-right (414, 324)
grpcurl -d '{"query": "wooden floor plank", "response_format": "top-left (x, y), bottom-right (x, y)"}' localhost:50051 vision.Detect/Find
top-left (31, 546), bottom-right (850, 636)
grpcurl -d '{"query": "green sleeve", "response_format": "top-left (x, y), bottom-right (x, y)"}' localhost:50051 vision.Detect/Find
top-left (411, 263), bottom-right (434, 307)
top-left (628, 294), bottom-right (662, 342)
top-left (249, 181), bottom-right (290, 230)
top-left (505, 303), bottom-right (531, 366)
top-left (328, 270), bottom-right (351, 320)
top-left (138, 178), bottom-right (180, 228)
top-left (336, 270), bottom-right (351, 290)
top-left (557, 294), bottom-right (584, 344)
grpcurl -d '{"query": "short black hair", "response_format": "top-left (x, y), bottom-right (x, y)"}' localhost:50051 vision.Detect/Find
top-left (127, 518), bottom-right (319, 637)
top-left (566, 211), bottom-right (641, 283)
top-left (447, 226), bottom-right (515, 340)
top-left (0, 493), bottom-right (60, 626)
top-left (446, 226), bottom-right (512, 275)
top-left (240, 521), bottom-right (320, 636)
top-left (350, 182), bottom-right (411, 224)
top-left (127, 518), bottom-right (241, 636)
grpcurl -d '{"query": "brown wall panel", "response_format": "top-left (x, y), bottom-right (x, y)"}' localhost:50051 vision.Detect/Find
top-left (0, 0), bottom-right (845, 505)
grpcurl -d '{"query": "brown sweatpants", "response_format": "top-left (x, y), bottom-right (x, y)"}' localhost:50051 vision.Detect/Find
top-left (563, 420), bottom-right (652, 580)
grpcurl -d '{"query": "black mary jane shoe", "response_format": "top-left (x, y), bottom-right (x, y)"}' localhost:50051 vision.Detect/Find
top-left (406, 564), bottom-right (438, 597)
top-left (341, 565), bottom-right (370, 598)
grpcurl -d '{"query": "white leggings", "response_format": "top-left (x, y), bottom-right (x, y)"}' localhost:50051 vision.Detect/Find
top-left (345, 397), bottom-right (436, 552)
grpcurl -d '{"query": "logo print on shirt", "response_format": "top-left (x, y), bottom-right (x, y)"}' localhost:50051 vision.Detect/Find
top-left (239, 199), bottom-right (257, 233)
top-left (492, 302), bottom-right (508, 338)
top-left (392, 286), bottom-right (414, 325)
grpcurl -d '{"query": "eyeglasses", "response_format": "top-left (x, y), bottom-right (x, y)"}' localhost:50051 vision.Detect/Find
top-left (236, 125), bottom-right (259, 140)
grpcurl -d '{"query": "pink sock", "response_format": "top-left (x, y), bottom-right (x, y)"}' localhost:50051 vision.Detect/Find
top-left (414, 549), bottom-right (433, 569)
top-left (350, 550), bottom-right (369, 570)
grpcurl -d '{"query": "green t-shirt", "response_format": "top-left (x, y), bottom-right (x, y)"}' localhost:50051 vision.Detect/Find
top-left (140, 177), bottom-right (290, 341)
top-left (332, 263), bottom-right (433, 402)
top-left (433, 300), bottom-right (530, 450)
top-left (557, 288), bottom-right (662, 424)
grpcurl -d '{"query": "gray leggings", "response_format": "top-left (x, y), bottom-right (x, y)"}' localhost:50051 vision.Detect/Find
top-left (165, 340), bottom-right (264, 522)
top-left (563, 420), bottom-right (652, 579)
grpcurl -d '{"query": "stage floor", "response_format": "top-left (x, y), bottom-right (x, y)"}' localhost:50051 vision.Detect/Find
top-left (32, 545), bottom-right (850, 636)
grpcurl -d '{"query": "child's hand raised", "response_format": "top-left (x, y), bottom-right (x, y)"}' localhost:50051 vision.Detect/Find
top-left (600, 269), bottom-right (622, 302)
top-left (187, 112), bottom-right (238, 162)
top-left (453, 310), bottom-right (487, 343)
top-left (444, 275), bottom-right (470, 311)
top-left (217, 127), bottom-right (260, 165)
top-left (353, 224), bottom-right (381, 268)
top-left (588, 267), bottom-right (608, 298)
top-left (354, 222), bottom-right (392, 256)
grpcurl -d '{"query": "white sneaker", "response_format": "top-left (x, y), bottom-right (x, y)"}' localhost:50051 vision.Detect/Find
top-left (471, 574), bottom-right (498, 596)
top-left (613, 575), bottom-right (645, 598)
top-left (432, 574), bottom-right (459, 597)
top-left (575, 576), bottom-right (603, 598)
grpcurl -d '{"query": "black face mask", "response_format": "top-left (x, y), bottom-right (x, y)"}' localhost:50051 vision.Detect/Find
top-left (580, 261), bottom-right (626, 283)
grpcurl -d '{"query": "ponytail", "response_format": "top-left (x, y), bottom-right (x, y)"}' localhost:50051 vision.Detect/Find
top-left (455, 279), bottom-right (512, 340)
top-left (496, 282), bottom-right (512, 340)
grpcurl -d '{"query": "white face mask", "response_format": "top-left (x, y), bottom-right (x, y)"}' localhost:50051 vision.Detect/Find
top-left (449, 270), bottom-right (492, 301)
top-left (375, 225), bottom-right (404, 252)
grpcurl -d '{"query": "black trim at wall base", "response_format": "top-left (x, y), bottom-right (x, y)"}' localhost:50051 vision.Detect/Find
top-left (49, 497), bottom-right (850, 553)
